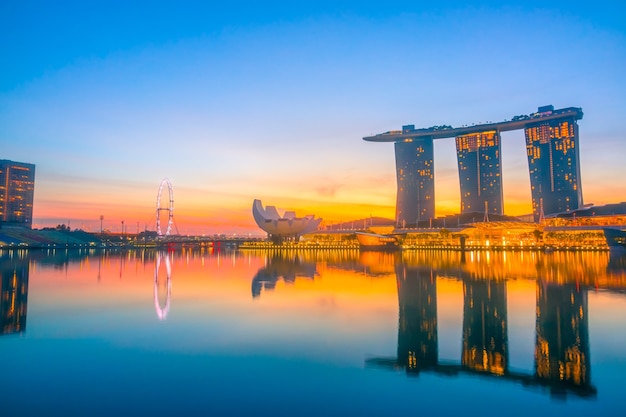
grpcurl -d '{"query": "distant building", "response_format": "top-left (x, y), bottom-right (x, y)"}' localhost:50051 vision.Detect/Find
top-left (525, 107), bottom-right (583, 221)
top-left (0, 160), bottom-right (36, 227)
top-left (456, 130), bottom-right (503, 215)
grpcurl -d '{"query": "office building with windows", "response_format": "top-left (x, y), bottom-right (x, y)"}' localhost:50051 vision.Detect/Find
top-left (525, 108), bottom-right (583, 221)
top-left (394, 126), bottom-right (435, 227)
top-left (0, 160), bottom-right (36, 227)
top-left (456, 130), bottom-right (503, 215)
top-left (364, 105), bottom-right (583, 224)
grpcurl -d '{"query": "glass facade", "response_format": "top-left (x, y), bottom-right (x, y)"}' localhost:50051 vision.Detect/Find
top-left (456, 131), bottom-right (503, 215)
top-left (0, 160), bottom-right (36, 227)
top-left (394, 135), bottom-right (434, 227)
top-left (368, 105), bottom-right (584, 223)
top-left (525, 118), bottom-right (582, 221)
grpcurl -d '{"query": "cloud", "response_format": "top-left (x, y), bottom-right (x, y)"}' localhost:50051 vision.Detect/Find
top-left (315, 183), bottom-right (343, 197)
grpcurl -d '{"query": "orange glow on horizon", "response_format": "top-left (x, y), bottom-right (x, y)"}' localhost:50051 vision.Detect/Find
top-left (32, 170), bottom-right (617, 234)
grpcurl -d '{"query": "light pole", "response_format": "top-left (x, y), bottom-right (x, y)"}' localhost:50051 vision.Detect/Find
top-left (100, 215), bottom-right (104, 235)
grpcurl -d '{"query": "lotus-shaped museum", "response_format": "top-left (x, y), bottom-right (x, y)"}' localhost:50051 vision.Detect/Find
top-left (252, 199), bottom-right (322, 241)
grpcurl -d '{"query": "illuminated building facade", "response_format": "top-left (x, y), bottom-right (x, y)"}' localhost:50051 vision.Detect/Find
top-left (462, 279), bottom-right (508, 375)
top-left (535, 282), bottom-right (590, 389)
top-left (364, 105), bottom-right (583, 223)
top-left (252, 199), bottom-right (322, 243)
top-left (394, 126), bottom-right (434, 227)
top-left (525, 108), bottom-right (583, 221)
top-left (0, 160), bottom-right (36, 227)
top-left (395, 264), bottom-right (438, 373)
top-left (0, 256), bottom-right (29, 335)
top-left (456, 131), bottom-right (503, 215)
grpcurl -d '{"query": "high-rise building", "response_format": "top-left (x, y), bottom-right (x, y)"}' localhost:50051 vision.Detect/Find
top-left (525, 108), bottom-right (583, 221)
top-left (394, 126), bottom-right (434, 227)
top-left (456, 131), bottom-right (503, 215)
top-left (0, 160), bottom-right (36, 227)
top-left (364, 105), bottom-right (583, 224)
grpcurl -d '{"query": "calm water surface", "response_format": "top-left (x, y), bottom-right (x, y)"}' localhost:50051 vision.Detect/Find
top-left (1, 248), bottom-right (626, 416)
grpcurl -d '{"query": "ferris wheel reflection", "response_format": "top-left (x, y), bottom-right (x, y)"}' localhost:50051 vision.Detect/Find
top-left (154, 252), bottom-right (172, 320)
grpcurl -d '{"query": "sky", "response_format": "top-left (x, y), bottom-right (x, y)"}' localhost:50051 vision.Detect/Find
top-left (1, 1), bottom-right (625, 235)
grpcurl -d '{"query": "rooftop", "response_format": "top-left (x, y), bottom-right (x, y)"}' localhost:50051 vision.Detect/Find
top-left (363, 106), bottom-right (583, 142)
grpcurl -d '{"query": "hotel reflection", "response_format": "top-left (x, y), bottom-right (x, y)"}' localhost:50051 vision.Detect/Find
top-left (462, 278), bottom-right (507, 375)
top-left (535, 282), bottom-right (590, 389)
top-left (0, 255), bottom-right (29, 335)
top-left (396, 264), bottom-right (438, 373)
top-left (368, 252), bottom-right (604, 397)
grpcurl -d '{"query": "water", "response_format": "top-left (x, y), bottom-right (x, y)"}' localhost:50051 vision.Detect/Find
top-left (1, 248), bottom-right (625, 416)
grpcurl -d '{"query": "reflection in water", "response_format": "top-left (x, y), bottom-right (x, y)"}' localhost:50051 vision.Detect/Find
top-left (1, 247), bottom-right (623, 402)
top-left (251, 254), bottom-right (316, 298)
top-left (536, 282), bottom-right (590, 392)
top-left (369, 256), bottom-right (597, 398)
top-left (396, 264), bottom-right (438, 373)
top-left (607, 253), bottom-right (626, 285)
top-left (154, 252), bottom-right (172, 320)
top-left (462, 279), bottom-right (508, 375)
top-left (0, 253), bottom-right (29, 335)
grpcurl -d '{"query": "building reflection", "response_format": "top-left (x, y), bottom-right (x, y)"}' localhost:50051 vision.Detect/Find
top-left (251, 254), bottom-right (316, 298)
top-left (462, 279), bottom-right (508, 375)
top-left (606, 253), bottom-right (626, 282)
top-left (396, 264), bottom-right (438, 374)
top-left (368, 256), bottom-right (598, 398)
top-left (535, 282), bottom-right (590, 394)
top-left (0, 254), bottom-right (29, 335)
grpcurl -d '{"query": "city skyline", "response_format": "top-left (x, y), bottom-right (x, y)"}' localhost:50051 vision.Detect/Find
top-left (1, 1), bottom-right (625, 234)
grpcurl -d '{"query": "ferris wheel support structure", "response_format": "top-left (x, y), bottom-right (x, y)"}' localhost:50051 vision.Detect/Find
top-left (156, 178), bottom-right (174, 237)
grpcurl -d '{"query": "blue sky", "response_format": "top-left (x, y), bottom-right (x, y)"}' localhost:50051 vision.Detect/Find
top-left (1, 1), bottom-right (625, 233)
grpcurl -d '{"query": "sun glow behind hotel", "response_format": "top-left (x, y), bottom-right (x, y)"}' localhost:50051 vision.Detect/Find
top-left (365, 106), bottom-right (584, 225)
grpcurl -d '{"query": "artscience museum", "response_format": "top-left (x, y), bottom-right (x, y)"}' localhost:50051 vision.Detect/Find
top-left (252, 199), bottom-right (322, 243)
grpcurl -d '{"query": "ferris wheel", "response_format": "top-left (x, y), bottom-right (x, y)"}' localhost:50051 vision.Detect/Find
top-left (156, 178), bottom-right (174, 236)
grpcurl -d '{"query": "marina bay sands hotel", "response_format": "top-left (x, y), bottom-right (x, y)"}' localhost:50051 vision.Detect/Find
top-left (363, 105), bottom-right (583, 224)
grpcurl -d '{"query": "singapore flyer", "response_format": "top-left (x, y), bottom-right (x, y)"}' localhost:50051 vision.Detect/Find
top-left (156, 178), bottom-right (174, 237)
